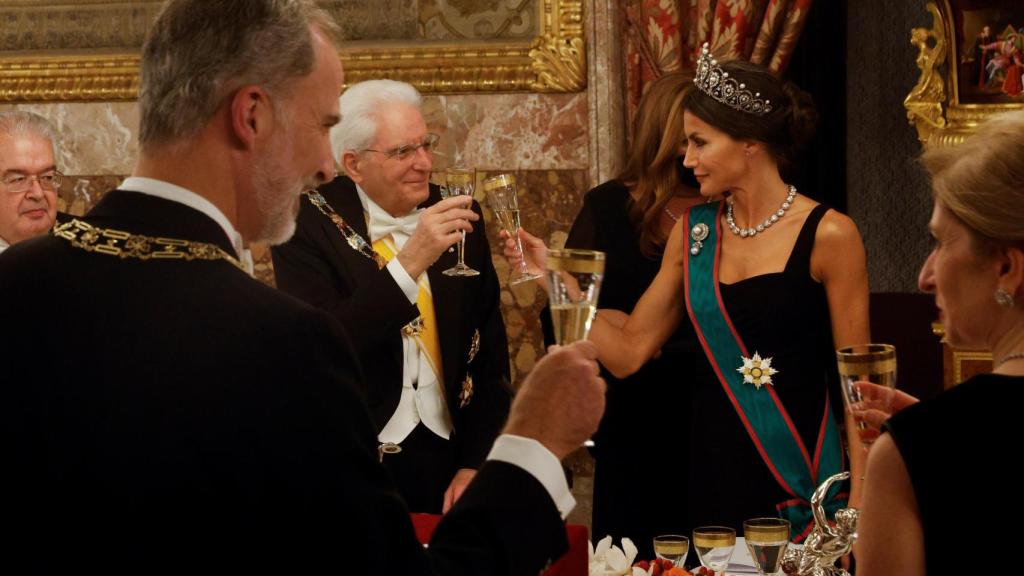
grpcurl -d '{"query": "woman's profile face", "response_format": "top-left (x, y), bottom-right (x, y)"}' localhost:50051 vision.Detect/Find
top-left (918, 202), bottom-right (1001, 348)
top-left (682, 110), bottom-right (748, 197)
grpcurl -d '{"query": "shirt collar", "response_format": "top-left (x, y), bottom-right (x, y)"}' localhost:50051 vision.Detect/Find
top-left (355, 184), bottom-right (421, 243)
top-left (119, 176), bottom-right (253, 273)
top-left (0, 237), bottom-right (8, 254)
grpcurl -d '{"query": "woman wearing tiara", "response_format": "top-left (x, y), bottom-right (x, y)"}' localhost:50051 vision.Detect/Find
top-left (541, 71), bottom-right (705, 557)
top-left (506, 48), bottom-right (868, 539)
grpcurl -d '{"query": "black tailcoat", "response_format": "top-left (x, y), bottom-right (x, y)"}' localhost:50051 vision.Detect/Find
top-left (0, 190), bottom-right (563, 575)
top-left (271, 176), bottom-right (511, 473)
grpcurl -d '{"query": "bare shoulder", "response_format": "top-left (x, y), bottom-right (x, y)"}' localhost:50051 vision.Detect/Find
top-left (811, 208), bottom-right (865, 260)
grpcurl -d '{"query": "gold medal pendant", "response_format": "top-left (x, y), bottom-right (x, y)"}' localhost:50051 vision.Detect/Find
top-left (737, 352), bottom-right (778, 390)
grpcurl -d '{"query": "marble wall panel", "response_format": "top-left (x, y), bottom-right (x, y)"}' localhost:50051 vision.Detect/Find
top-left (0, 102), bottom-right (139, 176)
top-left (424, 93), bottom-right (589, 171)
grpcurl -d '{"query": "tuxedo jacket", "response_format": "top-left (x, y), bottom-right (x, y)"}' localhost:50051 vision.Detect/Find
top-left (0, 190), bottom-right (564, 575)
top-left (271, 176), bottom-right (511, 469)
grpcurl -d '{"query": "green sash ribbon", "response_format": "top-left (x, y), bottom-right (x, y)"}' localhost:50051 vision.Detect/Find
top-left (683, 202), bottom-right (846, 541)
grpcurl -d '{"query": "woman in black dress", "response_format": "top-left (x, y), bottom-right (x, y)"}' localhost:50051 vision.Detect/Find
top-left (855, 110), bottom-right (1024, 576)
top-left (514, 71), bottom-right (704, 556)
top-left (512, 54), bottom-right (870, 540)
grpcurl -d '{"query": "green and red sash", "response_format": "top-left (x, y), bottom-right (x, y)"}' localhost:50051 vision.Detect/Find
top-left (683, 201), bottom-right (846, 542)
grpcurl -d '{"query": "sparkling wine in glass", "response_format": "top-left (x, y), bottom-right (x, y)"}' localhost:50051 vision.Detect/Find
top-left (693, 526), bottom-right (736, 573)
top-left (440, 167), bottom-right (480, 277)
top-left (836, 343), bottom-right (897, 446)
top-left (482, 173), bottom-right (541, 285)
top-left (653, 535), bottom-right (689, 568)
top-left (545, 249), bottom-right (604, 344)
top-left (743, 518), bottom-right (790, 575)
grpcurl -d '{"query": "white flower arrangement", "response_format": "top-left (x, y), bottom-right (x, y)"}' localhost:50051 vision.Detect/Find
top-left (588, 535), bottom-right (649, 576)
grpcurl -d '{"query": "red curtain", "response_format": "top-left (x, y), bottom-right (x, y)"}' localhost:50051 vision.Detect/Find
top-left (621, 0), bottom-right (815, 138)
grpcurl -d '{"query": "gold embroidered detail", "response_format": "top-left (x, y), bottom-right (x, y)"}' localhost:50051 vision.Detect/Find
top-left (459, 374), bottom-right (474, 409)
top-left (459, 329), bottom-right (482, 408)
top-left (467, 329), bottom-right (481, 364)
top-left (53, 219), bottom-right (246, 272)
top-left (305, 190), bottom-right (386, 270)
top-left (401, 317), bottom-right (425, 337)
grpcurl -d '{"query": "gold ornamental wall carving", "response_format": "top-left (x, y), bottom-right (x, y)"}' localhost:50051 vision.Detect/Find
top-left (905, 1), bottom-right (1024, 148)
top-left (0, 0), bottom-right (587, 103)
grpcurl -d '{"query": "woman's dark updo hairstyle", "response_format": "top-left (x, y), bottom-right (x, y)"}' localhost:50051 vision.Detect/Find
top-left (683, 59), bottom-right (817, 172)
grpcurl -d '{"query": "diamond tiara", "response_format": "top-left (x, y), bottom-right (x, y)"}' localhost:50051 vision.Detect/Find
top-left (693, 43), bottom-right (773, 116)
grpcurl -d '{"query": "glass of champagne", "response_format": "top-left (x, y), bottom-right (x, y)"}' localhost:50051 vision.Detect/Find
top-left (693, 526), bottom-right (736, 574)
top-left (743, 518), bottom-right (790, 576)
top-left (653, 535), bottom-right (689, 568)
top-left (440, 167), bottom-right (480, 277)
top-left (545, 249), bottom-right (604, 344)
top-left (482, 173), bottom-right (541, 285)
top-left (836, 343), bottom-right (897, 446)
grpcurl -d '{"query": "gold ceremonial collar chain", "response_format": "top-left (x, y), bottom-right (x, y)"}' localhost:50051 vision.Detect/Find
top-left (305, 190), bottom-right (386, 270)
top-left (53, 219), bottom-right (247, 273)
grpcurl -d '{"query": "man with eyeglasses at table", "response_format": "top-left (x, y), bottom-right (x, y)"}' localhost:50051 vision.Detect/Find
top-left (272, 79), bottom-right (511, 515)
top-left (0, 111), bottom-right (61, 254)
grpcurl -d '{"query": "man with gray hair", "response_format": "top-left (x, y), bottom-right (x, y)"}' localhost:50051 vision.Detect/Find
top-left (273, 79), bottom-right (510, 515)
top-left (0, 110), bottom-right (61, 253)
top-left (0, 1), bottom-right (604, 574)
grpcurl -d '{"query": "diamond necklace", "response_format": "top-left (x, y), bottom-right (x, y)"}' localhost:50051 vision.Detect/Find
top-left (726, 185), bottom-right (797, 238)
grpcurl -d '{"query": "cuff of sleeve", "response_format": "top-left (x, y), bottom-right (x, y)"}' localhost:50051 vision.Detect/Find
top-left (386, 258), bottom-right (420, 304)
top-left (487, 434), bottom-right (575, 519)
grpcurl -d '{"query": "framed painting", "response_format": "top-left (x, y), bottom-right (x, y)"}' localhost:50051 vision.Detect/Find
top-left (905, 0), bottom-right (1024, 146)
top-left (0, 0), bottom-right (586, 103)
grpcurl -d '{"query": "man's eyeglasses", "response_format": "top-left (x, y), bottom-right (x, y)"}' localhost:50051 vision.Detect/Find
top-left (2, 171), bottom-right (63, 194)
top-left (362, 133), bottom-right (440, 162)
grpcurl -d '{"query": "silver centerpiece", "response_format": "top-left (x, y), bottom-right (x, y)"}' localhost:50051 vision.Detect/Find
top-left (781, 471), bottom-right (859, 576)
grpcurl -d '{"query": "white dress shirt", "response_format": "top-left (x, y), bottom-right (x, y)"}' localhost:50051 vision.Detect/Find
top-left (120, 177), bottom-right (254, 274)
top-left (0, 237), bottom-right (8, 254)
top-left (355, 185), bottom-right (573, 518)
top-left (356, 185), bottom-right (453, 444)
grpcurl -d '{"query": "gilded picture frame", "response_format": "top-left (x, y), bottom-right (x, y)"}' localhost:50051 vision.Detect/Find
top-left (905, 0), bottom-right (1024, 147)
top-left (0, 0), bottom-right (586, 103)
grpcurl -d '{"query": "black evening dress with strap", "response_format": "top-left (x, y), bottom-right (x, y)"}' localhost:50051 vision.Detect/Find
top-left (686, 204), bottom-right (846, 533)
top-left (884, 373), bottom-right (1023, 576)
top-left (541, 180), bottom-right (701, 558)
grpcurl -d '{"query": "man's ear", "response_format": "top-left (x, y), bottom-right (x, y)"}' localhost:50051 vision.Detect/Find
top-left (341, 151), bottom-right (364, 185)
top-left (229, 85), bottom-right (273, 150)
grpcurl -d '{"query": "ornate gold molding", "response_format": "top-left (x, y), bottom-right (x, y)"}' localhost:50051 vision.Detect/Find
top-left (905, 1), bottom-right (1024, 148)
top-left (904, 3), bottom-right (947, 143)
top-left (0, 0), bottom-right (586, 102)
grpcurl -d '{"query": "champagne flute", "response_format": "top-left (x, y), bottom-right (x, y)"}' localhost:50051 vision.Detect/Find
top-left (440, 167), bottom-right (480, 277)
top-left (544, 249), bottom-right (604, 344)
top-left (836, 343), bottom-right (897, 446)
top-left (743, 518), bottom-right (790, 576)
top-left (482, 173), bottom-right (541, 285)
top-left (653, 535), bottom-right (689, 568)
top-left (693, 526), bottom-right (736, 574)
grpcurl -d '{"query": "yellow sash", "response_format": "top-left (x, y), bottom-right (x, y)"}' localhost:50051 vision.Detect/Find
top-left (371, 236), bottom-right (445, 385)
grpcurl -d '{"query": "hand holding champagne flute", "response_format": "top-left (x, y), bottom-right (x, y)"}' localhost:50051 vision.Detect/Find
top-left (483, 173), bottom-right (541, 285)
top-left (440, 167), bottom-right (480, 277)
top-left (545, 249), bottom-right (605, 345)
top-left (836, 343), bottom-right (897, 447)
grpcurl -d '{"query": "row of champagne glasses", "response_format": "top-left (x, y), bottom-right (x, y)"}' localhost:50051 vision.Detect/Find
top-left (652, 518), bottom-right (790, 575)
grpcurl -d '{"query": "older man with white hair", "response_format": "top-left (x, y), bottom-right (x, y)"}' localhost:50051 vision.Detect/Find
top-left (273, 79), bottom-right (511, 515)
top-left (0, 111), bottom-right (61, 254)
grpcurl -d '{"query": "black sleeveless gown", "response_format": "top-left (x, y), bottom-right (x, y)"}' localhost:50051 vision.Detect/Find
top-left (685, 204), bottom-right (846, 533)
